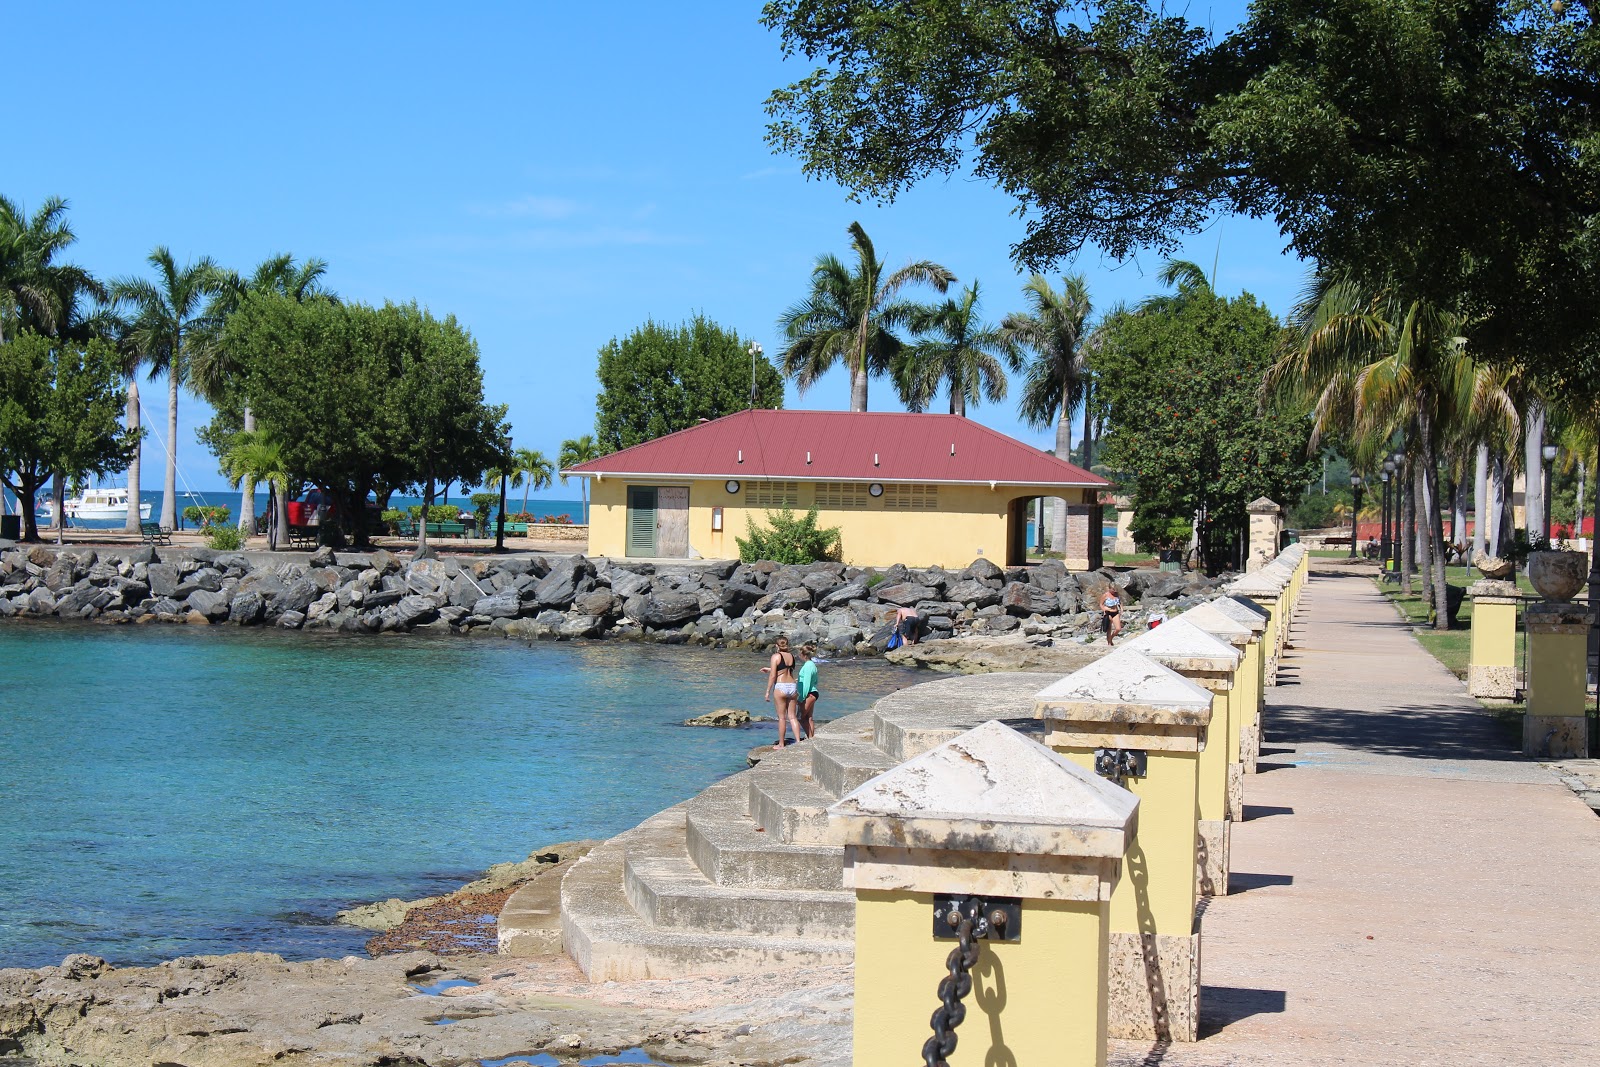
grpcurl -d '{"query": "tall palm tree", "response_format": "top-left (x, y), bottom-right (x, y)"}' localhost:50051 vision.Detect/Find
top-left (1002, 272), bottom-right (1094, 553)
top-left (221, 430), bottom-right (291, 549)
top-left (558, 436), bottom-right (603, 524)
top-left (512, 447), bottom-right (555, 517)
top-left (777, 221), bottom-right (954, 411)
top-left (893, 280), bottom-right (1015, 416)
top-left (0, 196), bottom-right (102, 342)
top-left (191, 254), bottom-right (332, 534)
top-left (111, 248), bottom-right (225, 531)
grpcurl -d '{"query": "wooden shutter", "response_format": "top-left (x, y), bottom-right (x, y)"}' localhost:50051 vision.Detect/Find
top-left (626, 486), bottom-right (657, 557)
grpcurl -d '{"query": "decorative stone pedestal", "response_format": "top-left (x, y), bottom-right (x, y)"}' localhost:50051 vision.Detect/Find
top-left (1175, 602), bottom-right (1256, 818)
top-left (1246, 497), bottom-right (1283, 572)
top-left (1207, 596), bottom-right (1270, 770)
top-left (1123, 620), bottom-right (1242, 899)
top-left (1034, 649), bottom-right (1212, 1042)
top-left (831, 720), bottom-right (1137, 1067)
top-left (1524, 602), bottom-right (1590, 759)
top-left (1468, 579), bottom-right (1522, 700)
top-left (1228, 572), bottom-right (1287, 686)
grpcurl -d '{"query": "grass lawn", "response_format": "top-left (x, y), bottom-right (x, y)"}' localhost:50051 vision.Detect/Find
top-left (1375, 565), bottom-right (1533, 682)
top-left (1102, 550), bottom-right (1158, 566)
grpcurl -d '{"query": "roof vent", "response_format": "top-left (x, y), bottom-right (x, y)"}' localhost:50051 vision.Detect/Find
top-left (873, 453), bottom-right (879, 467)
top-left (737, 450), bottom-right (744, 464)
top-left (950, 443), bottom-right (956, 456)
top-left (806, 451), bottom-right (812, 465)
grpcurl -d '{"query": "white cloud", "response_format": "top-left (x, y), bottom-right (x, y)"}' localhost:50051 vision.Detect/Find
top-left (469, 195), bottom-right (584, 220)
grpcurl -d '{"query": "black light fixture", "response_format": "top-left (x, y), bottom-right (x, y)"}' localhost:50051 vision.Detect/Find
top-left (1349, 474), bottom-right (1363, 559)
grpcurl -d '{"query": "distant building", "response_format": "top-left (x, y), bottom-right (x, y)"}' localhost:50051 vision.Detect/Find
top-left (561, 410), bottom-right (1107, 569)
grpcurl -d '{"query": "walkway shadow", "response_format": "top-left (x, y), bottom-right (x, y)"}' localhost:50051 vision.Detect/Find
top-left (1229, 872), bottom-right (1293, 893)
top-left (1242, 804), bottom-right (1294, 821)
top-left (1199, 986), bottom-right (1287, 1036)
top-left (1269, 699), bottom-right (1525, 763)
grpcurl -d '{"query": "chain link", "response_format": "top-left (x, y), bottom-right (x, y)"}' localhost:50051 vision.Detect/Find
top-left (922, 901), bottom-right (983, 1067)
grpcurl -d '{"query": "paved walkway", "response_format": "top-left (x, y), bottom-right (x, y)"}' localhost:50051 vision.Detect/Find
top-left (1111, 567), bottom-right (1600, 1065)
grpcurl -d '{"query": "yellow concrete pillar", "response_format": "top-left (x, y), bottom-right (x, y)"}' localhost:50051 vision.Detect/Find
top-left (1228, 571), bottom-right (1287, 686)
top-left (1033, 648), bottom-right (1212, 1042)
top-left (1209, 596), bottom-right (1270, 771)
top-left (1122, 620), bottom-right (1241, 898)
top-left (1174, 603), bottom-right (1255, 818)
top-left (832, 719), bottom-right (1138, 1067)
top-left (1468, 579), bottom-right (1522, 700)
top-left (1523, 601), bottom-right (1590, 759)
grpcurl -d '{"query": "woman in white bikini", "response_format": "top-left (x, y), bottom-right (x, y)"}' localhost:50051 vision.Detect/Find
top-left (1098, 586), bottom-right (1123, 645)
top-left (763, 636), bottom-right (801, 749)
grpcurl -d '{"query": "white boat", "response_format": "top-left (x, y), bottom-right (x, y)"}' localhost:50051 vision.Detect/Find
top-left (39, 487), bottom-right (151, 522)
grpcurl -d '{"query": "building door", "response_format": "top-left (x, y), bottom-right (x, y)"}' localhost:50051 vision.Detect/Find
top-left (626, 486), bottom-right (657, 557)
top-left (1006, 497), bottom-right (1031, 567)
top-left (656, 486), bottom-right (690, 557)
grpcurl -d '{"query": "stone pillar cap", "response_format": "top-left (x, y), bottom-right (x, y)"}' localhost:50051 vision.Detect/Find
top-left (1246, 497), bottom-right (1282, 513)
top-left (1173, 602), bottom-right (1253, 646)
top-left (1123, 617), bottom-right (1241, 671)
top-left (1215, 594), bottom-right (1270, 626)
top-left (829, 719), bottom-right (1139, 860)
top-left (1226, 571), bottom-right (1286, 595)
top-left (1034, 647), bottom-right (1213, 725)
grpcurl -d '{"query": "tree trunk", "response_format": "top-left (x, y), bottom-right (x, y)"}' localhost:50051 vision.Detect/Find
top-left (52, 476), bottom-right (65, 544)
top-left (1051, 407), bottom-right (1071, 555)
top-left (1082, 379), bottom-right (1095, 470)
top-left (274, 481), bottom-right (290, 549)
top-left (1451, 478), bottom-right (1467, 555)
top-left (237, 405), bottom-right (257, 534)
top-left (1577, 460), bottom-right (1588, 547)
top-left (16, 475), bottom-right (41, 541)
top-left (950, 384), bottom-right (964, 417)
top-left (1417, 416), bottom-right (1451, 629)
top-left (849, 365), bottom-right (869, 412)
top-left (1524, 400), bottom-right (1545, 539)
top-left (160, 354), bottom-right (179, 530)
top-left (1487, 458), bottom-right (1504, 558)
top-left (1400, 457), bottom-right (1416, 593)
top-left (122, 380), bottom-right (142, 533)
top-left (1472, 442), bottom-right (1488, 561)
top-left (417, 475), bottom-right (432, 551)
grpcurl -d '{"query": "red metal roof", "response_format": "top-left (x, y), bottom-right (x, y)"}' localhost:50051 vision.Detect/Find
top-left (564, 410), bottom-right (1107, 488)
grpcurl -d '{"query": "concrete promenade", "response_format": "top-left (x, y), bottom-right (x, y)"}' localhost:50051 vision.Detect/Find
top-left (1111, 566), bottom-right (1600, 1065)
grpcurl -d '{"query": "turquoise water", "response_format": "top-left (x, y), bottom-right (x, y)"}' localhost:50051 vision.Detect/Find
top-left (15, 491), bottom-right (590, 531)
top-left (0, 624), bottom-right (917, 969)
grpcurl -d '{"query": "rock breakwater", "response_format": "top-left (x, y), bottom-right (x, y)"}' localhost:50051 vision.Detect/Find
top-left (0, 544), bottom-right (1222, 655)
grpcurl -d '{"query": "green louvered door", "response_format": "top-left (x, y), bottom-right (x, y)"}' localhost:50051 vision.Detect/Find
top-left (626, 486), bottom-right (657, 557)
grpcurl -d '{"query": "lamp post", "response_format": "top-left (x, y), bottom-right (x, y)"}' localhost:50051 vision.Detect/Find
top-left (1381, 458), bottom-right (1397, 569)
top-left (748, 341), bottom-right (763, 408)
top-left (1392, 450), bottom-right (1406, 569)
top-left (1349, 474), bottom-right (1363, 559)
top-left (1542, 443), bottom-right (1558, 542)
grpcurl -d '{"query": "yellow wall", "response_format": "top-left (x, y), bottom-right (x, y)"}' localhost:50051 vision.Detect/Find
top-left (1526, 629), bottom-right (1587, 718)
top-left (853, 889), bottom-right (1109, 1067)
top-left (1197, 691), bottom-right (1231, 823)
top-left (1470, 601), bottom-right (1518, 669)
top-left (585, 476), bottom-right (1093, 568)
top-left (1240, 639), bottom-right (1263, 745)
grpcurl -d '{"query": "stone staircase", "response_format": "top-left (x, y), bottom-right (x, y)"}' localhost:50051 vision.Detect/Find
top-left (535, 671), bottom-right (1060, 981)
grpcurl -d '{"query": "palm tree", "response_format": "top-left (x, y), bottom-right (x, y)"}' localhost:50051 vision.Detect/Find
top-left (191, 254), bottom-right (332, 534)
top-left (0, 196), bottom-right (102, 342)
top-left (558, 436), bottom-right (603, 524)
top-left (110, 249), bottom-right (225, 531)
top-left (777, 221), bottom-right (954, 411)
top-left (512, 447), bottom-right (555, 518)
top-left (892, 280), bottom-right (1015, 416)
top-left (1001, 272), bottom-right (1094, 553)
top-left (221, 431), bottom-right (292, 549)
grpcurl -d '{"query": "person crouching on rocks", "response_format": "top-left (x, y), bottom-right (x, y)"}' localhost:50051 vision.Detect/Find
top-left (1098, 586), bottom-right (1124, 645)
top-left (764, 635), bottom-right (801, 750)
top-left (796, 643), bottom-right (821, 741)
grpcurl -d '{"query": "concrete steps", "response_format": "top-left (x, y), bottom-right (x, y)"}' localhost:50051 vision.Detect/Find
top-left (543, 671), bottom-right (1067, 980)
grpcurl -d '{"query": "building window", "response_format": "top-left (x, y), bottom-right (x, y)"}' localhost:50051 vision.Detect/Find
top-left (814, 482), bottom-right (873, 509)
top-left (881, 483), bottom-right (939, 510)
top-left (747, 480), bottom-right (801, 508)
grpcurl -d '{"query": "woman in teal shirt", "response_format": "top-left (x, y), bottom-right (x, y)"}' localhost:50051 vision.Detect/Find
top-left (796, 643), bottom-right (821, 740)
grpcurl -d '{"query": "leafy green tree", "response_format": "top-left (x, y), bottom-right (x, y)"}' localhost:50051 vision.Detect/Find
top-left (736, 507), bottom-right (842, 564)
top-left (558, 435), bottom-right (604, 524)
top-left (893, 280), bottom-right (1014, 417)
top-left (777, 221), bottom-right (953, 411)
top-left (760, 1), bottom-right (1600, 394)
top-left (595, 315), bottom-right (783, 451)
top-left (1092, 266), bottom-right (1315, 572)
top-left (110, 248), bottom-right (225, 530)
top-left (0, 332), bottom-right (135, 541)
top-left (220, 430), bottom-right (291, 548)
top-left (511, 447), bottom-right (554, 517)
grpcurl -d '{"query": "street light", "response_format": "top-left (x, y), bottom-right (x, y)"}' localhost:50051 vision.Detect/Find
top-left (1382, 458), bottom-right (1397, 570)
top-left (1542, 443), bottom-right (1558, 542)
top-left (748, 341), bottom-right (764, 408)
top-left (1349, 474), bottom-right (1363, 559)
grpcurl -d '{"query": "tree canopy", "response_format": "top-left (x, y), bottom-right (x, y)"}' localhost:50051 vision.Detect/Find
top-left (762, 1), bottom-right (1600, 388)
top-left (595, 315), bottom-right (783, 452)
top-left (1091, 269), bottom-right (1315, 570)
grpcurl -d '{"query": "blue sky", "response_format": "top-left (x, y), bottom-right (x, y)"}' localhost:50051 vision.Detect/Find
top-left (9, 2), bottom-right (1299, 495)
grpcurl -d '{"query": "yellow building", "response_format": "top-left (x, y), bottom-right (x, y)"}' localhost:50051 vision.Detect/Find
top-left (563, 410), bottom-right (1108, 569)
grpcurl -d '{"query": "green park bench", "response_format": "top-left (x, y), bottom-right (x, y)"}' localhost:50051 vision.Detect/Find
top-left (139, 522), bottom-right (173, 546)
top-left (501, 521), bottom-right (529, 536)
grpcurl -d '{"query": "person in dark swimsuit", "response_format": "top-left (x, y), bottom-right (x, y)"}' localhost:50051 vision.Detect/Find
top-left (1098, 586), bottom-right (1124, 645)
top-left (763, 636), bottom-right (801, 749)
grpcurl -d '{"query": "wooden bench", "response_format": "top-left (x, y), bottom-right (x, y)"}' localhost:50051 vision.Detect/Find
top-left (287, 524), bottom-right (319, 547)
top-left (426, 521), bottom-right (468, 539)
top-left (139, 522), bottom-right (172, 546)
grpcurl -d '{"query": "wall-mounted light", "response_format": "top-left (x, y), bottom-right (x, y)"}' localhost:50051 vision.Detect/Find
top-left (711, 506), bottom-right (724, 532)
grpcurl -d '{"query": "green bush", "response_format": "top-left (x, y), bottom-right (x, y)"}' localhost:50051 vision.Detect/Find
top-left (1130, 513), bottom-right (1193, 553)
top-left (470, 491), bottom-right (499, 532)
top-left (736, 507), bottom-right (842, 565)
top-left (206, 524), bottom-right (244, 551)
top-left (183, 505), bottom-right (231, 528)
top-left (407, 504), bottom-right (460, 524)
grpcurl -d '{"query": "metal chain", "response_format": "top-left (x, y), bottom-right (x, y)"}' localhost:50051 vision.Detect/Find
top-left (923, 901), bottom-right (983, 1067)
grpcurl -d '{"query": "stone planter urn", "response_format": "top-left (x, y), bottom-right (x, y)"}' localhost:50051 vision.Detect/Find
top-left (1473, 554), bottom-right (1515, 581)
top-left (1527, 549), bottom-right (1587, 602)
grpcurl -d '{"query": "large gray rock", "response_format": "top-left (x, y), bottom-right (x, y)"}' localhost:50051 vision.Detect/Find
top-left (638, 591), bottom-right (702, 629)
top-left (872, 582), bottom-right (936, 607)
top-left (394, 594), bottom-right (441, 628)
top-left (175, 569), bottom-right (223, 597)
top-left (1029, 560), bottom-right (1067, 592)
top-left (961, 557), bottom-right (1004, 583)
top-left (367, 548), bottom-right (402, 575)
top-left (533, 557), bottom-right (590, 609)
top-left (574, 590), bottom-right (617, 618)
top-left (817, 576), bottom-right (869, 609)
top-left (717, 582), bottom-right (766, 616)
top-left (473, 592), bottom-right (521, 619)
top-left (145, 562), bottom-right (180, 598)
top-left (274, 578), bottom-right (320, 617)
top-left (945, 578), bottom-right (1002, 608)
top-left (557, 614), bottom-right (602, 638)
top-left (229, 590), bottom-right (266, 625)
top-left (608, 569), bottom-right (652, 599)
top-left (756, 586), bottom-right (813, 612)
top-left (308, 546), bottom-right (338, 568)
top-left (110, 577), bottom-right (150, 607)
top-left (801, 570), bottom-right (845, 598)
top-left (186, 588), bottom-right (232, 620)
top-left (1128, 569), bottom-right (1187, 600)
top-left (1000, 581), bottom-right (1056, 617)
top-left (364, 587), bottom-right (404, 609)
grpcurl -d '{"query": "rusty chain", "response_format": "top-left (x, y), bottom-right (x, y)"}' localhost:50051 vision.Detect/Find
top-left (922, 899), bottom-right (984, 1067)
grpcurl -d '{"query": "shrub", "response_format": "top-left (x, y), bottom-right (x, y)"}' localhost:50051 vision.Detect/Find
top-left (183, 505), bottom-right (231, 528)
top-left (736, 507), bottom-right (842, 565)
top-left (407, 504), bottom-right (460, 524)
top-left (545, 513), bottom-right (574, 525)
top-left (1130, 513), bottom-right (1193, 553)
top-left (206, 524), bottom-right (244, 551)
top-left (469, 491), bottom-right (498, 532)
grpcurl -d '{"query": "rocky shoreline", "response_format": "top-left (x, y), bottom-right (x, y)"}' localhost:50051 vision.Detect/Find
top-left (0, 543), bottom-right (1222, 655)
